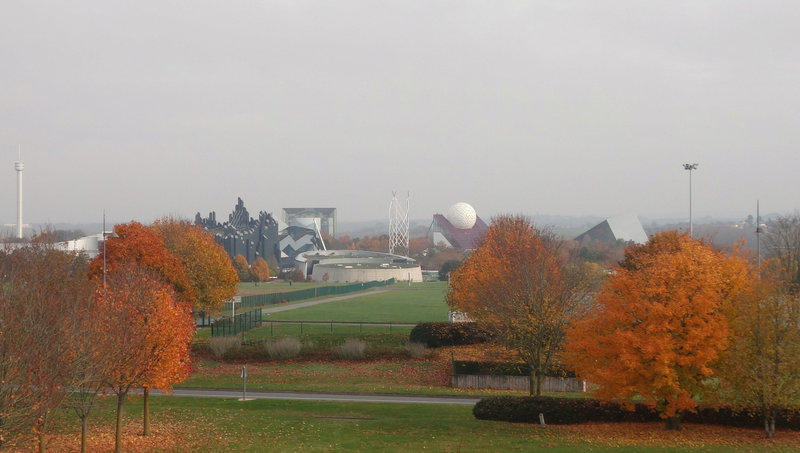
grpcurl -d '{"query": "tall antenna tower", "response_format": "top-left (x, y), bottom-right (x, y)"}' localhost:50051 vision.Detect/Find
top-left (15, 148), bottom-right (24, 239)
top-left (389, 191), bottom-right (410, 256)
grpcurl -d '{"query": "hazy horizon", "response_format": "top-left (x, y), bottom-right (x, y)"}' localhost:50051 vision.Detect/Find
top-left (3, 2), bottom-right (798, 226)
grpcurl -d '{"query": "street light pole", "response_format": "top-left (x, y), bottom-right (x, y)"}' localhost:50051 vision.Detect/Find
top-left (683, 163), bottom-right (699, 237)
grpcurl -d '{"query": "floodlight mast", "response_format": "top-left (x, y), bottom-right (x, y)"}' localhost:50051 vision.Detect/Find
top-left (683, 163), bottom-right (699, 237)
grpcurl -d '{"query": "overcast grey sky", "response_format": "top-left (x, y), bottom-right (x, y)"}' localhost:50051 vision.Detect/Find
top-left (1, 1), bottom-right (798, 227)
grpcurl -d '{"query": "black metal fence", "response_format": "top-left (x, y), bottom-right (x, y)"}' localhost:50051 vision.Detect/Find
top-left (211, 309), bottom-right (263, 337)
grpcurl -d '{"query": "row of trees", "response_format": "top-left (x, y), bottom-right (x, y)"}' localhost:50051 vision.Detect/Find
top-left (0, 219), bottom-right (238, 452)
top-left (447, 214), bottom-right (800, 437)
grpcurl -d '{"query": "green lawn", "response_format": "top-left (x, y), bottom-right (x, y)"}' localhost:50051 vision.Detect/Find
top-left (42, 396), bottom-right (796, 452)
top-left (264, 282), bottom-right (450, 323)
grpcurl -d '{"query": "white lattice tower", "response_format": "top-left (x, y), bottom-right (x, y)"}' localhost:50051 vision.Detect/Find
top-left (389, 192), bottom-right (410, 256)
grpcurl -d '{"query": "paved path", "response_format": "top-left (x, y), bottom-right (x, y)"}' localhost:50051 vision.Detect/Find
top-left (168, 388), bottom-right (480, 406)
top-left (260, 287), bottom-right (393, 315)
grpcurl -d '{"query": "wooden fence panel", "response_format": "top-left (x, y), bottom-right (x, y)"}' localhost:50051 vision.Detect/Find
top-left (452, 375), bottom-right (586, 393)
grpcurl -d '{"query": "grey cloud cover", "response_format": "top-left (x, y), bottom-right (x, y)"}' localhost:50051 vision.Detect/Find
top-left (1, 1), bottom-right (798, 225)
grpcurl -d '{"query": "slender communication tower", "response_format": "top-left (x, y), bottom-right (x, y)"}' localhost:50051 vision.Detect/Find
top-left (389, 192), bottom-right (410, 256)
top-left (15, 150), bottom-right (24, 239)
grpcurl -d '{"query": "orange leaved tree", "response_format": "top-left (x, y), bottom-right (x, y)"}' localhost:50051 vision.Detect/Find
top-left (151, 217), bottom-right (239, 315)
top-left (97, 264), bottom-right (194, 452)
top-left (89, 221), bottom-right (194, 302)
top-left (250, 257), bottom-right (270, 283)
top-left (233, 254), bottom-right (251, 282)
top-left (565, 231), bottom-right (749, 429)
top-left (447, 215), bottom-right (603, 395)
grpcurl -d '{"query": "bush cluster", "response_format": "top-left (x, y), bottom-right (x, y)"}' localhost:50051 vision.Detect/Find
top-left (408, 322), bottom-right (492, 347)
top-left (473, 396), bottom-right (657, 425)
top-left (208, 336), bottom-right (242, 359)
top-left (453, 361), bottom-right (575, 378)
top-left (264, 337), bottom-right (303, 360)
top-left (473, 396), bottom-right (800, 429)
top-left (334, 339), bottom-right (368, 360)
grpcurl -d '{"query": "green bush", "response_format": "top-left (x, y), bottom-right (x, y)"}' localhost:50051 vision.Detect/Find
top-left (473, 396), bottom-right (800, 429)
top-left (453, 361), bottom-right (575, 378)
top-left (408, 322), bottom-right (492, 347)
top-left (473, 396), bottom-right (656, 425)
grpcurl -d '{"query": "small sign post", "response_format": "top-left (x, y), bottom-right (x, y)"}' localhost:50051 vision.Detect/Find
top-left (241, 365), bottom-right (247, 401)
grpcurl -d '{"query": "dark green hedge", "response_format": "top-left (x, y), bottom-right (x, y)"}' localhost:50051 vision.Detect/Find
top-left (473, 396), bottom-right (800, 429)
top-left (453, 361), bottom-right (575, 378)
top-left (408, 322), bottom-right (492, 347)
top-left (473, 396), bottom-right (657, 424)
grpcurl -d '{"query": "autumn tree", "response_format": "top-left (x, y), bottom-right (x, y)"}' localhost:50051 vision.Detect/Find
top-left (250, 256), bottom-right (270, 282)
top-left (97, 264), bottom-right (194, 452)
top-left (714, 269), bottom-right (800, 438)
top-left (151, 217), bottom-right (239, 314)
top-left (447, 215), bottom-right (603, 395)
top-left (764, 212), bottom-right (800, 292)
top-left (0, 240), bottom-right (97, 451)
top-left (233, 254), bottom-right (251, 282)
top-left (89, 221), bottom-right (193, 302)
top-left (565, 231), bottom-right (749, 429)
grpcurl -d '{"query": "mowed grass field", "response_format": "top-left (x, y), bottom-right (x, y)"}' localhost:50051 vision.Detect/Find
top-left (38, 396), bottom-right (800, 453)
top-left (264, 281), bottom-right (450, 323)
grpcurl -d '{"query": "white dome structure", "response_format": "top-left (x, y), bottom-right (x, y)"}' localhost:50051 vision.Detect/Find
top-left (446, 202), bottom-right (477, 230)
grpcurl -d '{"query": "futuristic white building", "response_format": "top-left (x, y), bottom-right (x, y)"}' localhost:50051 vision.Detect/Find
top-left (294, 250), bottom-right (423, 283)
top-left (574, 213), bottom-right (649, 245)
top-left (429, 202), bottom-right (489, 250)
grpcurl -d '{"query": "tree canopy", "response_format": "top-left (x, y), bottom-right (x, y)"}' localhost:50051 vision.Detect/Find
top-left (565, 231), bottom-right (749, 426)
top-left (151, 218), bottom-right (239, 314)
top-left (447, 215), bottom-right (603, 395)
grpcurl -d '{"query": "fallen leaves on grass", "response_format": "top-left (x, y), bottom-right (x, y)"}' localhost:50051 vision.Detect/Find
top-left (556, 422), bottom-right (800, 449)
top-left (27, 417), bottom-right (210, 453)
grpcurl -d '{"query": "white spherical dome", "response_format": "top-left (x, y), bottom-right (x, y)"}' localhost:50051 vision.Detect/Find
top-left (446, 202), bottom-right (477, 229)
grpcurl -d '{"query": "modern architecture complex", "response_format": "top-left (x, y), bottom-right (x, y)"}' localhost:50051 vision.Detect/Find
top-left (429, 202), bottom-right (489, 250)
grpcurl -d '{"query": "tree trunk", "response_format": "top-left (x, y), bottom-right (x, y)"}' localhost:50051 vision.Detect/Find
top-left (80, 415), bottom-right (88, 453)
top-left (765, 415), bottom-right (776, 439)
top-left (529, 372), bottom-right (543, 396)
top-left (143, 387), bottom-right (150, 436)
top-left (115, 391), bottom-right (126, 453)
top-left (37, 412), bottom-right (49, 453)
top-left (664, 415), bottom-right (682, 431)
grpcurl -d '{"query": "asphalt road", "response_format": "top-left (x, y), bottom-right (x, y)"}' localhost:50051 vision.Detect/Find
top-left (168, 388), bottom-right (480, 406)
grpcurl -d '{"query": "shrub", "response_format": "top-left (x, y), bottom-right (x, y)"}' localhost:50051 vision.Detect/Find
top-left (453, 361), bottom-right (575, 378)
top-left (264, 337), bottom-right (302, 360)
top-left (209, 336), bottom-right (241, 359)
top-left (472, 396), bottom-right (800, 429)
top-left (406, 341), bottom-right (426, 359)
top-left (334, 338), bottom-right (367, 360)
top-left (409, 322), bottom-right (492, 347)
top-left (473, 396), bottom-right (657, 425)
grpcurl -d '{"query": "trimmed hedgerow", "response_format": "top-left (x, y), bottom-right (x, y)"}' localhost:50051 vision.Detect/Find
top-left (473, 396), bottom-right (657, 425)
top-left (473, 396), bottom-right (800, 430)
top-left (408, 322), bottom-right (492, 347)
top-left (453, 361), bottom-right (575, 378)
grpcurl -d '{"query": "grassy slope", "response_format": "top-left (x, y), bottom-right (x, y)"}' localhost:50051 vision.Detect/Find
top-left (44, 396), bottom-right (796, 453)
top-left (263, 282), bottom-right (450, 323)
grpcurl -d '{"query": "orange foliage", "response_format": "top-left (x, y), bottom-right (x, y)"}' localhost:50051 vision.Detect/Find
top-left (447, 215), bottom-right (602, 395)
top-left (96, 264), bottom-right (194, 451)
top-left (151, 218), bottom-right (239, 314)
top-left (565, 231), bottom-right (749, 419)
top-left (233, 254), bottom-right (251, 282)
top-left (250, 257), bottom-right (270, 282)
top-left (89, 221), bottom-right (194, 302)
